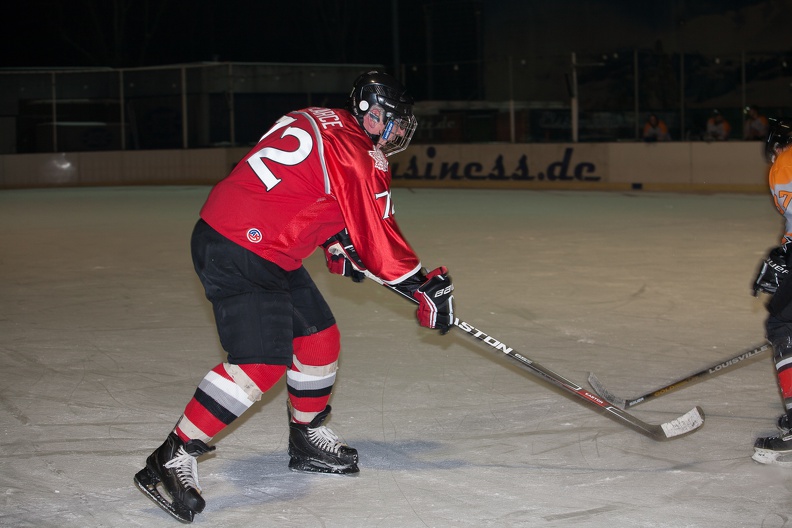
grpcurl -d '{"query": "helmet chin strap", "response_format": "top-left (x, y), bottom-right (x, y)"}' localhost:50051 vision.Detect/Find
top-left (381, 121), bottom-right (395, 141)
top-left (361, 121), bottom-right (380, 145)
top-left (359, 107), bottom-right (386, 146)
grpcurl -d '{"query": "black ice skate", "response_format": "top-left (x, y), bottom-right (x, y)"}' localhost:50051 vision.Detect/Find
top-left (752, 430), bottom-right (792, 467)
top-left (134, 432), bottom-right (215, 523)
top-left (288, 405), bottom-right (359, 475)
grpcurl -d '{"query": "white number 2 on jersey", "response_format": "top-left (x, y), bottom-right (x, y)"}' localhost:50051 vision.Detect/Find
top-left (247, 116), bottom-right (313, 191)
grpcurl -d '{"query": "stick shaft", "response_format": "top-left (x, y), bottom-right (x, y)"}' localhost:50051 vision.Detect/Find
top-left (590, 343), bottom-right (770, 408)
top-left (450, 317), bottom-right (700, 440)
top-left (376, 278), bottom-right (703, 440)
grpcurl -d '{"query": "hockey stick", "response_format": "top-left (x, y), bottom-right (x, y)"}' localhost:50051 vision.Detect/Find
top-left (321, 241), bottom-right (706, 441)
top-left (374, 279), bottom-right (704, 441)
top-left (588, 343), bottom-right (771, 410)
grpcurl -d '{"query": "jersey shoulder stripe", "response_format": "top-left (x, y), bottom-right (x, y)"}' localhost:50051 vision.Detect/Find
top-left (292, 110), bottom-right (332, 195)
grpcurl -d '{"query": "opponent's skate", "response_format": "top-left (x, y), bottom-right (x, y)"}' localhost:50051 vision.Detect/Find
top-left (753, 429), bottom-right (792, 467)
top-left (288, 405), bottom-right (359, 475)
top-left (134, 432), bottom-right (215, 523)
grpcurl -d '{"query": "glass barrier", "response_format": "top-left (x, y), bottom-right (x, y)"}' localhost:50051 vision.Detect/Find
top-left (1, 52), bottom-right (790, 154)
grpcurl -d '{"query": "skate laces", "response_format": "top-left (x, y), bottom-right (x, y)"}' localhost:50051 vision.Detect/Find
top-left (164, 447), bottom-right (202, 492)
top-left (308, 426), bottom-right (344, 454)
top-left (779, 414), bottom-right (792, 434)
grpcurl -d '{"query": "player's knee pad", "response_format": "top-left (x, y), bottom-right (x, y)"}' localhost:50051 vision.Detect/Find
top-left (292, 324), bottom-right (341, 367)
top-left (224, 362), bottom-right (287, 402)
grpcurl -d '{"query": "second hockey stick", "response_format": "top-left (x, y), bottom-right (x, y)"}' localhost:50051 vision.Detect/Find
top-left (587, 343), bottom-right (771, 409)
top-left (378, 281), bottom-right (704, 441)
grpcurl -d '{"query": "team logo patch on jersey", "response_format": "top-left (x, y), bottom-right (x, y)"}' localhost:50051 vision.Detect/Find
top-left (246, 228), bottom-right (263, 243)
top-left (369, 149), bottom-right (389, 172)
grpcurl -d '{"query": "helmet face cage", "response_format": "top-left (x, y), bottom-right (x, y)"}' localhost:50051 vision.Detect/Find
top-left (377, 110), bottom-right (417, 157)
top-left (765, 118), bottom-right (792, 163)
top-left (348, 71), bottom-right (418, 156)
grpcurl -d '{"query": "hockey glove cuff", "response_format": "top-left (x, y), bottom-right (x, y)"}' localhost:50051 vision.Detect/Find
top-left (753, 245), bottom-right (790, 296)
top-left (322, 229), bottom-right (366, 283)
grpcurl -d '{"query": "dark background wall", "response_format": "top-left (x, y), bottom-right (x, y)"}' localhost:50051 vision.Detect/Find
top-left (5, 2), bottom-right (790, 76)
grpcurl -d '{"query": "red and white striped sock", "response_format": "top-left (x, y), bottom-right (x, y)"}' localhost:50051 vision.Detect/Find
top-left (287, 325), bottom-right (340, 424)
top-left (175, 362), bottom-right (286, 443)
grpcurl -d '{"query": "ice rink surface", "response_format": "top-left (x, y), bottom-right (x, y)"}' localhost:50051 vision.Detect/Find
top-left (2, 185), bottom-right (791, 527)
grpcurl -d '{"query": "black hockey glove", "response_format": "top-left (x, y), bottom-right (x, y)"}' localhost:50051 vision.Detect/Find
top-left (753, 245), bottom-right (790, 296)
top-left (321, 229), bottom-right (366, 283)
top-left (396, 267), bottom-right (454, 334)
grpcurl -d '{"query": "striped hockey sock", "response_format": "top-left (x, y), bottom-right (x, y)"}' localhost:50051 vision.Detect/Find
top-left (175, 363), bottom-right (286, 443)
top-left (287, 325), bottom-right (340, 424)
top-left (775, 342), bottom-right (792, 415)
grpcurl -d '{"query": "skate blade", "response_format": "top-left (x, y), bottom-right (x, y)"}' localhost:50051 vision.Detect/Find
top-left (134, 468), bottom-right (196, 523)
top-left (752, 448), bottom-right (792, 468)
top-left (288, 459), bottom-right (360, 475)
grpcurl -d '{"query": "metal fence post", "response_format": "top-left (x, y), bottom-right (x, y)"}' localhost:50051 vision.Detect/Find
top-left (634, 48), bottom-right (640, 140)
top-left (50, 72), bottom-right (57, 152)
top-left (571, 52), bottom-right (579, 143)
top-left (119, 70), bottom-right (126, 150)
top-left (181, 66), bottom-right (188, 149)
top-left (679, 51), bottom-right (685, 140)
top-left (228, 63), bottom-right (236, 147)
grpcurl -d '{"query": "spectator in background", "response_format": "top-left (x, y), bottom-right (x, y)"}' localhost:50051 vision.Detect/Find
top-left (705, 109), bottom-right (731, 141)
top-left (744, 105), bottom-right (770, 140)
top-left (642, 114), bottom-right (671, 142)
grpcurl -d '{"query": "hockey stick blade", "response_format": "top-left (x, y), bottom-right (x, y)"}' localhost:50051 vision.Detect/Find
top-left (372, 277), bottom-right (704, 441)
top-left (588, 343), bottom-right (771, 409)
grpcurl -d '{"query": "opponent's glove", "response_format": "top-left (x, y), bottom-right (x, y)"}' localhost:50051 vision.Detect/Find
top-left (321, 229), bottom-right (366, 283)
top-left (753, 245), bottom-right (790, 296)
top-left (412, 267), bottom-right (455, 335)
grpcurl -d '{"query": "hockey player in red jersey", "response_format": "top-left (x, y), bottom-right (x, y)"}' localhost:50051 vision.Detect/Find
top-left (752, 117), bottom-right (792, 466)
top-left (134, 71), bottom-right (454, 523)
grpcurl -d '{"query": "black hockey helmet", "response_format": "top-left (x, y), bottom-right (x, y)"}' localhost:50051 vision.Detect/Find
top-left (765, 117), bottom-right (792, 163)
top-left (347, 71), bottom-right (417, 156)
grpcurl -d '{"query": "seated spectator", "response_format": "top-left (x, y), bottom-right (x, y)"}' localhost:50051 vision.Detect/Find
top-left (744, 105), bottom-right (769, 140)
top-left (643, 114), bottom-right (671, 142)
top-left (705, 110), bottom-right (731, 141)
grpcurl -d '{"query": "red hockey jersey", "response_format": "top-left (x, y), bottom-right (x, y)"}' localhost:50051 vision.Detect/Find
top-left (200, 107), bottom-right (421, 284)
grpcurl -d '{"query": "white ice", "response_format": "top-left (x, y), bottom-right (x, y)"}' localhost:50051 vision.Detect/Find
top-left (1, 186), bottom-right (789, 527)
